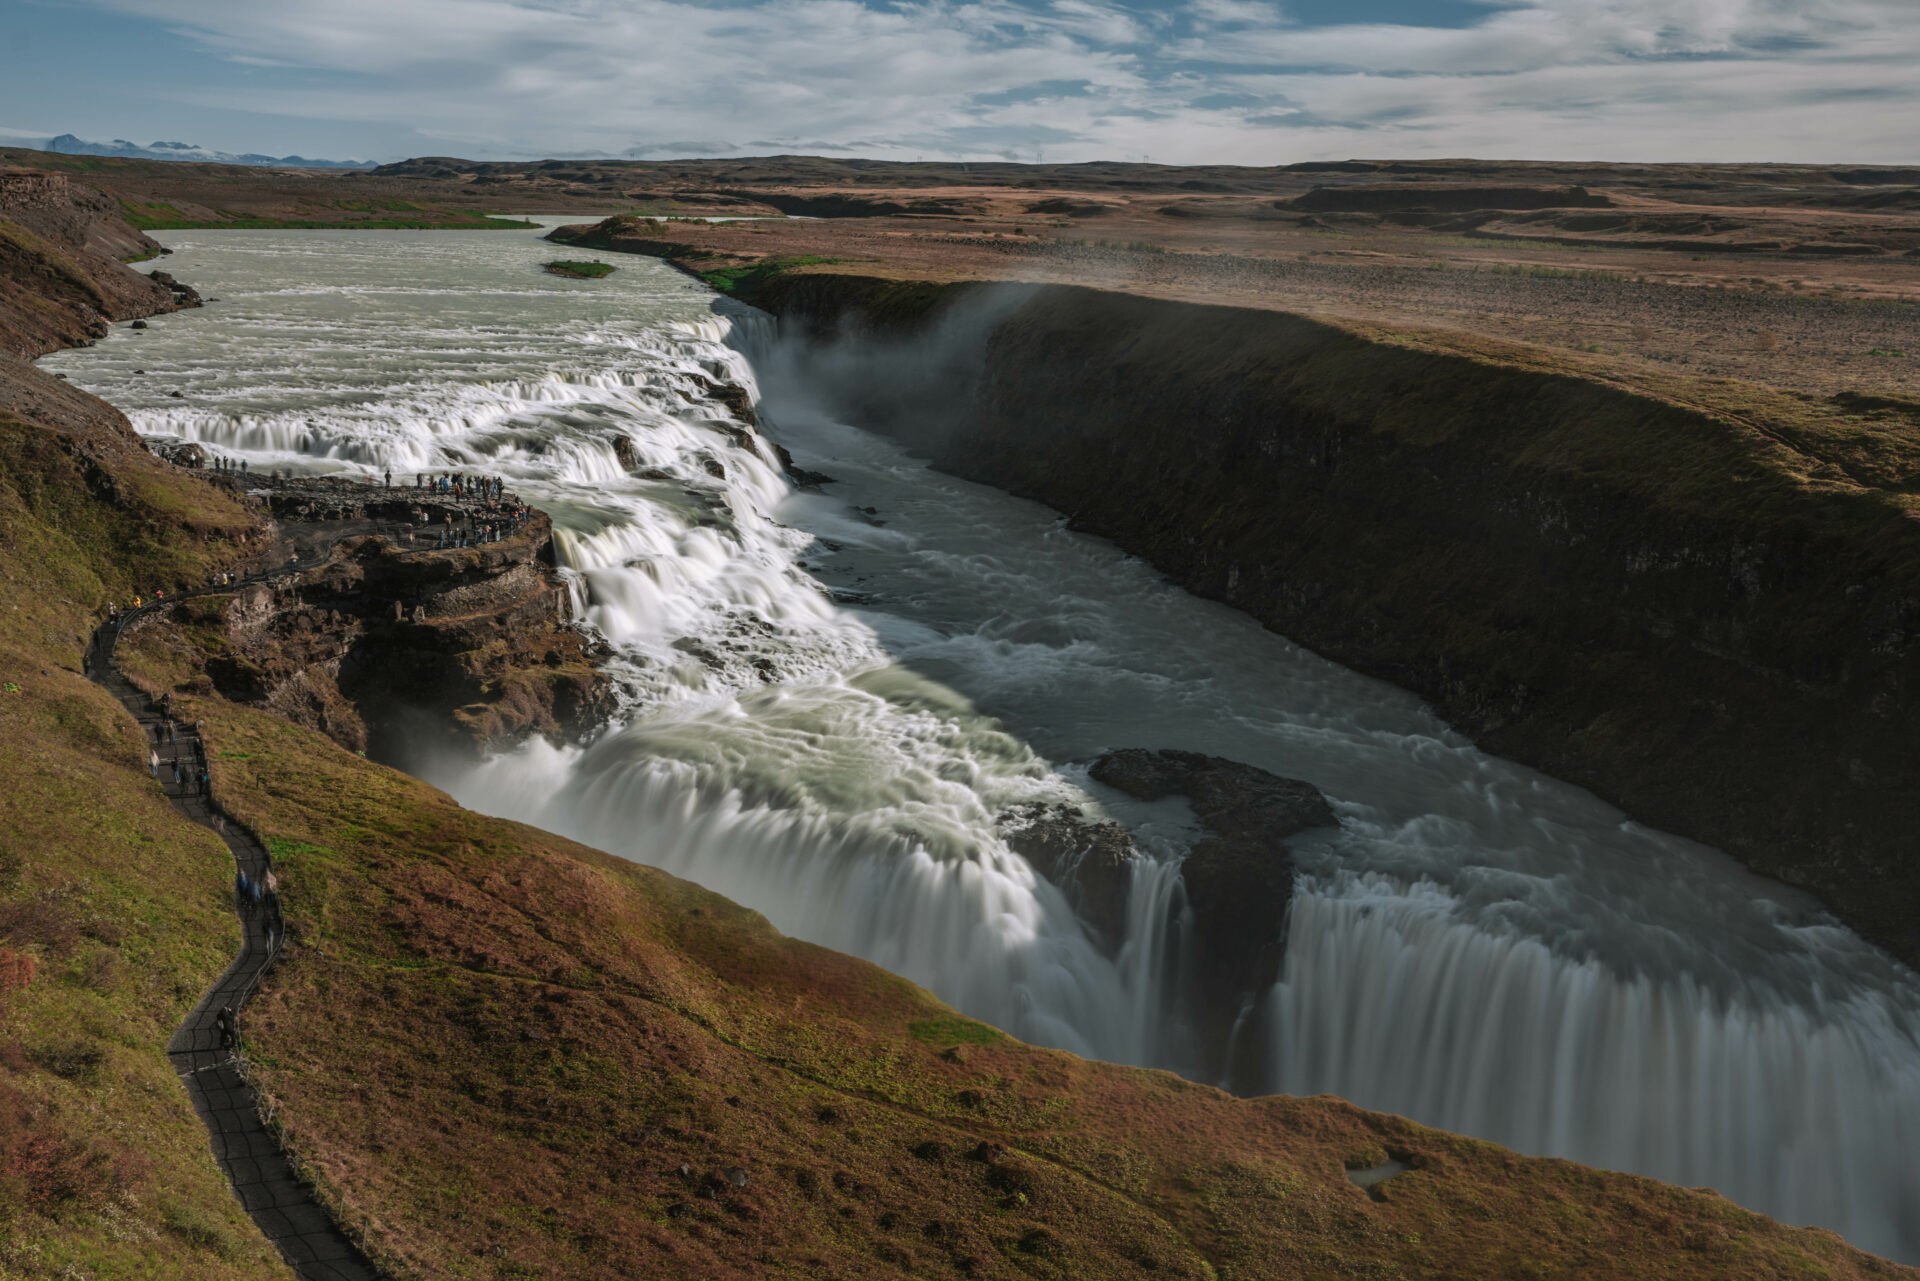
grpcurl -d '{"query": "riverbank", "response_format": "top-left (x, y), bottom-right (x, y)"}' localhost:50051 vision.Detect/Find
top-left (730, 267), bottom-right (1920, 974)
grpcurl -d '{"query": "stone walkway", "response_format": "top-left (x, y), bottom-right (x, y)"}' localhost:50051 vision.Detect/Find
top-left (87, 587), bottom-right (385, 1281)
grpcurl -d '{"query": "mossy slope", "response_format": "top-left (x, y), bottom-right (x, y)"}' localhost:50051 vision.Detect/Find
top-left (0, 366), bottom-right (283, 1277)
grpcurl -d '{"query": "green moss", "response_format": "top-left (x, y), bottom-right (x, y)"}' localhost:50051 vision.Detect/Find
top-left (700, 255), bottom-right (846, 294)
top-left (909, 1016), bottom-right (1004, 1046)
top-left (544, 260), bottom-right (616, 279)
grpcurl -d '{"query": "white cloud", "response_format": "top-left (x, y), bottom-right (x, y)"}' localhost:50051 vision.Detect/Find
top-left (64, 0), bottom-right (1920, 162)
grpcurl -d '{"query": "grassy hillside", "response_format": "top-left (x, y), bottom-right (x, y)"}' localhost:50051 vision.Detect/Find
top-left (115, 576), bottom-right (1912, 1277)
top-left (0, 369), bottom-right (281, 1278)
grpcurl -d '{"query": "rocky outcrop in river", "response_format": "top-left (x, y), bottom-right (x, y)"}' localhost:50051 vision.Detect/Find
top-left (1002, 748), bottom-right (1335, 1081)
top-left (186, 477), bottom-right (609, 760)
top-left (1092, 749), bottom-right (1334, 997)
top-left (1093, 749), bottom-right (1334, 1085)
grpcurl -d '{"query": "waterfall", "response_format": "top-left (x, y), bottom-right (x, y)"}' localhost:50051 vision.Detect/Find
top-left (1268, 874), bottom-right (1920, 1259)
top-left (41, 225), bottom-right (1920, 1262)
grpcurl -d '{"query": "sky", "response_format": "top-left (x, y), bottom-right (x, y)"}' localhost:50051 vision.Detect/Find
top-left (2, 0), bottom-right (1916, 166)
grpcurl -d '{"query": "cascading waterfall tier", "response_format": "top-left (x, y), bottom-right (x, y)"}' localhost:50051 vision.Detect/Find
top-left (40, 226), bottom-right (1920, 1263)
top-left (1272, 874), bottom-right (1920, 1258)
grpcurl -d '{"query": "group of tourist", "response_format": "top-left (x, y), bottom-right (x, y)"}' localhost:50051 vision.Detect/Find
top-left (149, 718), bottom-right (209, 797)
top-left (107, 568), bottom-right (252, 619)
top-left (415, 472), bottom-right (507, 502)
top-left (234, 867), bottom-right (280, 920)
top-left (435, 519), bottom-right (508, 550)
top-left (211, 456), bottom-right (248, 476)
top-left (400, 494), bottom-right (534, 552)
top-left (108, 588), bottom-right (169, 617)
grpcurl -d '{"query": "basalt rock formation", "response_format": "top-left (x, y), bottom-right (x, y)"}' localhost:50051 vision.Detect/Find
top-left (1000, 749), bottom-right (1336, 1080)
top-left (998, 801), bottom-right (1139, 949)
top-left (172, 477), bottom-right (610, 760)
top-left (1092, 749), bottom-right (1336, 1084)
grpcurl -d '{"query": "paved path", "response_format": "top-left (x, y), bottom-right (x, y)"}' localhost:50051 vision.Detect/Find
top-left (87, 587), bottom-right (385, 1281)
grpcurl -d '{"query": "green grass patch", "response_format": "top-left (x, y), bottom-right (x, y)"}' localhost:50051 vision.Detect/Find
top-left (699, 255), bottom-right (845, 294)
top-left (0, 396), bottom-right (282, 1275)
top-left (544, 260), bottom-right (616, 279)
top-left (908, 1016), bottom-right (1003, 1046)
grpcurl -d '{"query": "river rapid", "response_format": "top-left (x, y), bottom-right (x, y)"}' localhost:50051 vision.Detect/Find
top-left (42, 226), bottom-right (1920, 1261)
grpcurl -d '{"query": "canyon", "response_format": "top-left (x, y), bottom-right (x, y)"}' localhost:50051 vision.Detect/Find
top-left (1, 159), bottom-right (1916, 1278)
top-left (740, 269), bottom-right (1920, 973)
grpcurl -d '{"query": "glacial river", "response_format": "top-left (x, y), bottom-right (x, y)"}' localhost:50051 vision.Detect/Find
top-left (42, 225), bottom-right (1920, 1261)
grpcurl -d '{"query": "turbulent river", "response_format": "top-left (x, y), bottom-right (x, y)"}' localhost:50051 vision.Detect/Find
top-left (43, 226), bottom-right (1920, 1261)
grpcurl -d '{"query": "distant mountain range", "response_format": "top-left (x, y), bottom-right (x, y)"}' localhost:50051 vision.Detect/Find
top-left (43, 134), bottom-right (370, 169)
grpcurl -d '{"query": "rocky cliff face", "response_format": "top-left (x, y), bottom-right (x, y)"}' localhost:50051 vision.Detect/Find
top-left (0, 168), bottom-right (191, 357)
top-left (751, 274), bottom-right (1920, 973)
top-left (186, 478), bottom-right (610, 762)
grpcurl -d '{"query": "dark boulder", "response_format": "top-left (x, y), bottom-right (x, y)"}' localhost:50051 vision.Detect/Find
top-left (1090, 748), bottom-right (1334, 838)
top-left (771, 440), bottom-right (835, 488)
top-left (156, 440), bottom-right (208, 469)
top-left (692, 374), bottom-right (757, 427)
top-left (146, 269), bottom-right (202, 307)
top-left (1000, 801), bottom-right (1138, 950)
top-left (1090, 748), bottom-right (1336, 1085)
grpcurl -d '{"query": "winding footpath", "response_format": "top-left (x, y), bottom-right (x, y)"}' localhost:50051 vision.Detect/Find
top-left (86, 580), bottom-right (385, 1281)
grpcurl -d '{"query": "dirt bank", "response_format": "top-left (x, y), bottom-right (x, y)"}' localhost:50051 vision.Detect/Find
top-left (0, 169), bottom-right (195, 356)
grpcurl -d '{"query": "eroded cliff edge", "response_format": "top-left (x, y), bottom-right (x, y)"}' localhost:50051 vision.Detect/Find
top-left (183, 477), bottom-right (611, 760)
top-left (748, 272), bottom-right (1920, 971)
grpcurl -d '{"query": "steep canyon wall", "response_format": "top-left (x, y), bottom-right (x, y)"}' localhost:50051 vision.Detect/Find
top-left (753, 274), bottom-right (1920, 970)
